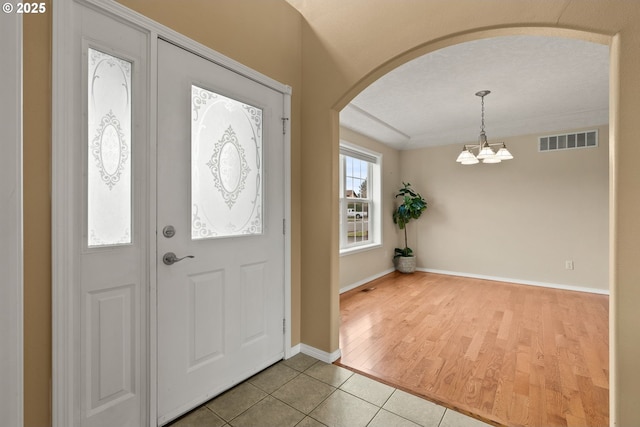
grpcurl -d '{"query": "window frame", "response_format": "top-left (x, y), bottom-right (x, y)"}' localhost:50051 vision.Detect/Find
top-left (339, 141), bottom-right (382, 255)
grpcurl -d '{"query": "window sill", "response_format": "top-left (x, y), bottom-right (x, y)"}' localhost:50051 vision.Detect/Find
top-left (340, 242), bottom-right (382, 257)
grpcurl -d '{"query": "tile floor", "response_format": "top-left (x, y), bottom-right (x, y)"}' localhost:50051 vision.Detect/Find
top-left (168, 353), bottom-right (493, 427)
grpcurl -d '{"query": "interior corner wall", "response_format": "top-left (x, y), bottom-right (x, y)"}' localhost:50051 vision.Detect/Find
top-left (338, 127), bottom-right (401, 291)
top-left (400, 125), bottom-right (609, 292)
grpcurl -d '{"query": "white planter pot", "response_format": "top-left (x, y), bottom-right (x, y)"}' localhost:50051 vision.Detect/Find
top-left (394, 256), bottom-right (416, 273)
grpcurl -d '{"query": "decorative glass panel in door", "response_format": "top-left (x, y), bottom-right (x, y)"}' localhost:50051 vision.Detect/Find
top-left (87, 48), bottom-right (132, 247)
top-left (191, 85), bottom-right (263, 239)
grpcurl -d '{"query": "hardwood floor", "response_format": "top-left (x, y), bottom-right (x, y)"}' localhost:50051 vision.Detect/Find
top-left (337, 272), bottom-right (609, 427)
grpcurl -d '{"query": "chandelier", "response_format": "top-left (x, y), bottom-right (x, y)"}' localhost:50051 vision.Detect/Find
top-left (456, 90), bottom-right (513, 165)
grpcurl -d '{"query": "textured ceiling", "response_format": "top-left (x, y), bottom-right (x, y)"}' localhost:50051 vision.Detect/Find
top-left (340, 35), bottom-right (609, 150)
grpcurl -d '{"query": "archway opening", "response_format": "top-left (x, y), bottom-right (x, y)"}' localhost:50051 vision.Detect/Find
top-left (336, 32), bottom-right (610, 427)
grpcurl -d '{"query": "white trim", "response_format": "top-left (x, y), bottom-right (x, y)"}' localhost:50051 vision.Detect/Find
top-left (300, 344), bottom-right (342, 364)
top-left (339, 145), bottom-right (379, 164)
top-left (283, 92), bottom-right (293, 359)
top-left (339, 141), bottom-right (383, 252)
top-left (287, 343), bottom-right (301, 359)
top-left (340, 268), bottom-right (395, 294)
top-left (418, 268), bottom-right (609, 295)
top-left (339, 242), bottom-right (383, 257)
top-left (339, 139), bottom-right (381, 161)
top-left (0, 11), bottom-right (24, 427)
top-left (52, 1), bottom-right (74, 425)
top-left (147, 30), bottom-right (160, 427)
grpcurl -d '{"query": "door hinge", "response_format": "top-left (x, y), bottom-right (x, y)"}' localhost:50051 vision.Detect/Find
top-left (283, 218), bottom-right (286, 235)
top-left (283, 318), bottom-right (286, 334)
top-left (281, 117), bottom-right (289, 135)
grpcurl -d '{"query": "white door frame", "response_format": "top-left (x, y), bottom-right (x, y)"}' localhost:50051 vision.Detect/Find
top-left (0, 11), bottom-right (23, 427)
top-left (52, 1), bottom-right (292, 426)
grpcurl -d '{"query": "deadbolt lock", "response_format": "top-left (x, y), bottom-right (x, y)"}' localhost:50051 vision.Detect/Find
top-left (162, 225), bottom-right (176, 238)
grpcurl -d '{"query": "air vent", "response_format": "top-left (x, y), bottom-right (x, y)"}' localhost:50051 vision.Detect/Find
top-left (539, 130), bottom-right (598, 152)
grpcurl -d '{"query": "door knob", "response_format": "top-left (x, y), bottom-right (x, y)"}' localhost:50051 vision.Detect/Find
top-left (163, 252), bottom-right (195, 265)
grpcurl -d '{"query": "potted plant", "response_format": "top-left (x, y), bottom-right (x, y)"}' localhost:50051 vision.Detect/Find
top-left (392, 182), bottom-right (427, 273)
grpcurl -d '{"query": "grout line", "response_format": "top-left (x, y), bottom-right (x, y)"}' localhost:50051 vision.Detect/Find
top-left (381, 388), bottom-right (397, 408)
top-left (218, 392), bottom-right (271, 424)
top-left (175, 355), bottom-right (474, 427)
top-left (365, 406), bottom-right (383, 427)
top-left (437, 408), bottom-right (447, 427)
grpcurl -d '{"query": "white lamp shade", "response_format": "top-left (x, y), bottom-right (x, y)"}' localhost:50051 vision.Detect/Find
top-left (456, 149), bottom-right (476, 163)
top-left (461, 156), bottom-right (479, 165)
top-left (476, 146), bottom-right (495, 160)
top-left (496, 146), bottom-right (513, 160)
top-left (482, 155), bottom-right (501, 163)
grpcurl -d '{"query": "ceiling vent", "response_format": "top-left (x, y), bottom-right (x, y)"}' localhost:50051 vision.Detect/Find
top-left (539, 130), bottom-right (598, 152)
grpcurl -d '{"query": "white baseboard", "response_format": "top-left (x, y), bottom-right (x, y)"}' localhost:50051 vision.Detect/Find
top-left (299, 344), bottom-right (342, 363)
top-left (418, 268), bottom-right (609, 295)
top-left (286, 343), bottom-right (301, 359)
top-left (340, 268), bottom-right (395, 294)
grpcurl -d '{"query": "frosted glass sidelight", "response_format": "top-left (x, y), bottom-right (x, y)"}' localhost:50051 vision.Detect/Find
top-left (191, 85), bottom-right (263, 239)
top-left (87, 48), bottom-right (132, 247)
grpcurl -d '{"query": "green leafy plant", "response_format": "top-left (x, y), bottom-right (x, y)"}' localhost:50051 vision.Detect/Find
top-left (393, 182), bottom-right (427, 258)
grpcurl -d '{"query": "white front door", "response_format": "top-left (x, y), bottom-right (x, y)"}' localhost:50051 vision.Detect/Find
top-left (56, 3), bottom-right (150, 426)
top-left (156, 40), bottom-right (286, 425)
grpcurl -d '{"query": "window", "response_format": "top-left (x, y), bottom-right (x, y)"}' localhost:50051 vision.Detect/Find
top-left (339, 142), bottom-right (381, 253)
top-left (87, 48), bottom-right (133, 247)
top-left (191, 85), bottom-right (263, 239)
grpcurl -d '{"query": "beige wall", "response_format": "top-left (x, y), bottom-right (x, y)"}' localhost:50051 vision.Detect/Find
top-left (21, 1), bottom-right (640, 425)
top-left (401, 126), bottom-right (609, 291)
top-left (339, 125), bottom-right (609, 292)
top-left (338, 127), bottom-right (401, 290)
top-left (291, 1), bottom-right (640, 425)
top-left (23, 4), bottom-right (51, 427)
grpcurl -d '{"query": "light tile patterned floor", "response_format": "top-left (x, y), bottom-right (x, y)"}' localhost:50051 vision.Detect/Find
top-left (168, 353), bottom-right (493, 427)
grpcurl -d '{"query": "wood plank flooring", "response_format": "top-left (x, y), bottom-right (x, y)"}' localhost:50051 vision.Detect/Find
top-left (337, 272), bottom-right (609, 427)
